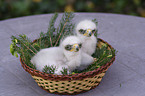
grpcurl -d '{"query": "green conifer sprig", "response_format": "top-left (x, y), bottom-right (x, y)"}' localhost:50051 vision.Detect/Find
top-left (61, 67), bottom-right (68, 75)
top-left (54, 12), bottom-right (74, 46)
top-left (42, 65), bottom-right (56, 74)
top-left (92, 19), bottom-right (98, 38)
top-left (10, 12), bottom-right (75, 71)
top-left (35, 12), bottom-right (75, 48)
top-left (46, 13), bottom-right (58, 47)
top-left (73, 43), bottom-right (116, 73)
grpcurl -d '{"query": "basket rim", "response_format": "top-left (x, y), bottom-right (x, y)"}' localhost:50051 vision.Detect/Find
top-left (20, 38), bottom-right (115, 81)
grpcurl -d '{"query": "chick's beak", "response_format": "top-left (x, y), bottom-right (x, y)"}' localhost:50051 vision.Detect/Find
top-left (86, 29), bottom-right (92, 37)
top-left (73, 44), bottom-right (80, 52)
top-left (88, 31), bottom-right (92, 37)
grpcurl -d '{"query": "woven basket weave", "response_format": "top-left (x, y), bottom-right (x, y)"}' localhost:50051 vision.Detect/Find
top-left (20, 38), bottom-right (115, 95)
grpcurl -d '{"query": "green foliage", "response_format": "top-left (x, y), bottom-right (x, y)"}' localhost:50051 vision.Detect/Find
top-left (92, 19), bottom-right (98, 38)
top-left (43, 65), bottom-right (69, 75)
top-left (0, 0), bottom-right (145, 20)
top-left (61, 67), bottom-right (68, 75)
top-left (10, 12), bottom-right (75, 71)
top-left (10, 34), bottom-right (37, 69)
top-left (54, 12), bottom-right (75, 46)
top-left (46, 13), bottom-right (58, 47)
top-left (92, 19), bottom-right (98, 26)
top-left (36, 12), bottom-right (75, 48)
top-left (42, 65), bottom-right (56, 74)
top-left (73, 42), bottom-right (116, 73)
top-left (88, 43), bottom-right (116, 71)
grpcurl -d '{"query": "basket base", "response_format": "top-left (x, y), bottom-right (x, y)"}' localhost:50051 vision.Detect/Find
top-left (32, 70), bottom-right (107, 95)
top-left (40, 83), bottom-right (101, 95)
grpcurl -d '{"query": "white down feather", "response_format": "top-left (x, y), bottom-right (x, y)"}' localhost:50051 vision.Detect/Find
top-left (76, 20), bottom-right (97, 55)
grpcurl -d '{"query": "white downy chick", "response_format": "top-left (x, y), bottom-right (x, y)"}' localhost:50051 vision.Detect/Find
top-left (31, 47), bottom-right (68, 75)
top-left (60, 36), bottom-right (94, 71)
top-left (31, 35), bottom-right (94, 75)
top-left (76, 20), bottom-right (97, 55)
top-left (60, 36), bottom-right (82, 71)
top-left (31, 36), bottom-right (82, 75)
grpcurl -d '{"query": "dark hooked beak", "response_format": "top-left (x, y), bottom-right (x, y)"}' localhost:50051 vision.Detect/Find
top-left (88, 31), bottom-right (92, 36)
top-left (75, 45), bottom-right (79, 52)
top-left (76, 46), bottom-right (79, 51)
top-left (72, 44), bottom-right (80, 52)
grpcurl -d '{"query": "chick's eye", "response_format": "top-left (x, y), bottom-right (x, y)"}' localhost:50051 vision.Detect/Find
top-left (79, 43), bottom-right (82, 48)
top-left (92, 29), bottom-right (96, 33)
top-left (79, 29), bottom-right (86, 34)
top-left (65, 45), bottom-right (72, 50)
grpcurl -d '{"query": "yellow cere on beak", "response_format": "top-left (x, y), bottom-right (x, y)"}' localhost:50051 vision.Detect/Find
top-left (83, 29), bottom-right (92, 37)
top-left (70, 44), bottom-right (79, 52)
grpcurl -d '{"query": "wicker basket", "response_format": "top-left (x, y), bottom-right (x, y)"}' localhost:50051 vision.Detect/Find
top-left (20, 38), bottom-right (115, 95)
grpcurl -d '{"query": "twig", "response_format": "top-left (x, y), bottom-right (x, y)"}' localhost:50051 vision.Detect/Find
top-left (21, 48), bottom-right (26, 62)
top-left (54, 22), bottom-right (67, 46)
top-left (96, 57), bottom-right (108, 65)
top-left (54, 12), bottom-right (71, 46)
top-left (30, 43), bottom-right (38, 52)
top-left (21, 42), bottom-right (36, 55)
top-left (20, 36), bottom-right (38, 53)
top-left (26, 41), bottom-right (38, 53)
top-left (61, 30), bottom-right (68, 40)
top-left (90, 57), bottom-right (110, 71)
top-left (49, 30), bottom-right (53, 47)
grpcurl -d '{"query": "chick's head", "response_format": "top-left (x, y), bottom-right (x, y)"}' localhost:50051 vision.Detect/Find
top-left (76, 20), bottom-right (97, 38)
top-left (60, 36), bottom-right (82, 53)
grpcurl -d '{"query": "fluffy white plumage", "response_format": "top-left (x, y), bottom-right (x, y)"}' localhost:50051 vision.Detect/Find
top-left (60, 36), bottom-right (94, 71)
top-left (60, 36), bottom-right (82, 71)
top-left (31, 35), bottom-right (94, 75)
top-left (31, 47), bottom-right (68, 75)
top-left (76, 20), bottom-right (97, 55)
